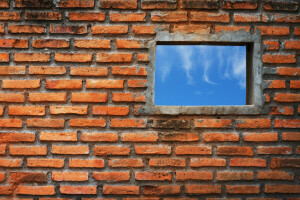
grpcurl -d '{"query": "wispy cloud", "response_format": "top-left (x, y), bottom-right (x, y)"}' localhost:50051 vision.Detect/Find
top-left (156, 46), bottom-right (171, 82)
top-left (196, 46), bottom-right (217, 85)
top-left (176, 46), bottom-right (194, 85)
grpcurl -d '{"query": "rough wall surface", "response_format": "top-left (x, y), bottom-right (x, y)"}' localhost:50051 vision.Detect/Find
top-left (0, 0), bottom-right (300, 199)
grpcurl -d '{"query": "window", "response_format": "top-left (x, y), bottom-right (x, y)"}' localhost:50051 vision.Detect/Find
top-left (141, 31), bottom-right (265, 115)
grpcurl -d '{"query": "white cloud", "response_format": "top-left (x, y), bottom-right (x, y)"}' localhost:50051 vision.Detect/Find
top-left (175, 46), bottom-right (194, 85)
top-left (156, 46), bottom-right (171, 82)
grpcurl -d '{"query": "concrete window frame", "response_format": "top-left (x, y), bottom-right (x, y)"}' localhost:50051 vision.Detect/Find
top-left (139, 30), bottom-right (267, 115)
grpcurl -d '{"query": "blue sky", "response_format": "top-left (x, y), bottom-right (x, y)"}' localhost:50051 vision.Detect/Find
top-left (155, 45), bottom-right (246, 106)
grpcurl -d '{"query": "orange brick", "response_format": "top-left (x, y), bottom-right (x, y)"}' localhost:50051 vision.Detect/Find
top-left (55, 53), bottom-right (92, 62)
top-left (40, 132), bottom-right (77, 142)
top-left (121, 132), bottom-right (158, 142)
top-left (162, 132), bottom-right (199, 141)
top-left (174, 24), bottom-right (211, 34)
top-left (103, 186), bottom-right (139, 195)
top-left (230, 158), bottom-right (266, 167)
top-left (285, 40), bottom-right (300, 50)
top-left (74, 39), bottom-right (110, 49)
top-left (94, 146), bottom-right (130, 156)
top-left (9, 146), bottom-right (47, 155)
top-left (69, 118), bottom-right (106, 127)
top-left (264, 41), bottom-right (279, 50)
top-left (69, 12), bottom-right (105, 21)
top-left (217, 146), bottom-right (253, 156)
top-left (143, 185), bottom-right (180, 195)
top-left (0, 66), bottom-right (25, 75)
top-left (93, 172), bottom-right (130, 181)
top-left (16, 186), bottom-right (55, 195)
top-left (111, 118), bottom-right (147, 128)
top-left (0, 159), bottom-right (22, 167)
top-left (258, 171), bottom-right (294, 180)
top-left (57, 0), bottom-right (94, 7)
top-left (282, 132), bottom-right (300, 141)
top-left (203, 132), bottom-right (239, 142)
top-left (81, 132), bottom-right (118, 142)
top-left (0, 0), bottom-right (8, 8)
top-left (136, 172), bottom-right (172, 181)
top-left (97, 53), bottom-right (132, 62)
top-left (135, 146), bottom-right (171, 155)
top-left (2, 79), bottom-right (40, 89)
top-left (257, 146), bottom-right (292, 155)
top-left (86, 79), bottom-right (124, 89)
top-left (290, 80), bottom-right (300, 88)
top-left (223, 1), bottom-right (258, 9)
top-left (46, 79), bottom-right (82, 89)
top-left (71, 93), bottom-right (107, 102)
top-left (116, 39), bottom-right (147, 49)
top-left (110, 13), bottom-right (146, 22)
top-left (215, 25), bottom-right (250, 33)
top-left (190, 158), bottom-right (225, 167)
top-left (112, 66), bottom-right (147, 76)
top-left (265, 185), bottom-right (300, 194)
top-left (25, 12), bottom-right (61, 20)
top-left (101, 0), bottom-right (137, 9)
top-left (0, 107), bottom-right (3, 116)
top-left (0, 119), bottom-right (22, 128)
top-left (9, 106), bottom-right (45, 116)
top-left (52, 172), bottom-right (88, 181)
top-left (50, 25), bottom-right (87, 34)
top-left (191, 12), bottom-right (230, 22)
top-left (26, 118), bottom-right (64, 128)
top-left (132, 25), bottom-right (168, 35)
top-left (0, 12), bottom-right (20, 20)
top-left (263, 54), bottom-right (296, 64)
top-left (294, 27), bottom-right (300, 35)
top-left (274, 119), bottom-right (300, 128)
top-left (0, 53), bottom-right (9, 62)
top-left (142, 0), bottom-right (177, 9)
top-left (0, 132), bottom-right (35, 143)
top-left (71, 67), bottom-right (108, 76)
top-left (137, 54), bottom-right (149, 62)
top-left (243, 132), bottom-right (278, 142)
top-left (14, 53), bottom-right (50, 62)
top-left (69, 159), bottom-right (104, 168)
top-left (92, 25), bottom-right (128, 34)
top-left (113, 93), bottom-right (146, 102)
top-left (109, 159), bottom-right (144, 168)
top-left (0, 186), bottom-right (12, 195)
top-left (274, 93), bottom-right (300, 102)
top-left (175, 146), bottom-right (211, 155)
top-left (29, 93), bottom-right (66, 102)
top-left (176, 171), bottom-right (213, 181)
top-left (0, 39), bottom-right (28, 48)
top-left (217, 172), bottom-right (254, 181)
top-left (8, 25), bottom-right (45, 33)
top-left (92, 106), bottom-right (129, 116)
top-left (226, 185), bottom-right (260, 194)
top-left (128, 79), bottom-right (147, 88)
top-left (27, 158), bottom-right (64, 168)
top-left (60, 186), bottom-right (97, 195)
top-left (256, 26), bottom-right (290, 36)
top-left (149, 158), bottom-right (185, 167)
top-left (185, 185), bottom-right (221, 194)
top-left (151, 12), bottom-right (187, 22)
top-left (270, 106), bottom-right (294, 115)
top-left (50, 106), bottom-right (87, 115)
top-left (0, 25), bottom-right (3, 34)
top-left (29, 66), bottom-right (66, 75)
top-left (32, 39), bottom-right (69, 48)
top-left (236, 118), bottom-right (271, 128)
top-left (266, 80), bottom-right (286, 88)
top-left (195, 119), bottom-right (232, 128)
top-left (52, 145), bottom-right (89, 155)
top-left (233, 14), bottom-right (267, 22)
top-left (270, 158), bottom-right (300, 169)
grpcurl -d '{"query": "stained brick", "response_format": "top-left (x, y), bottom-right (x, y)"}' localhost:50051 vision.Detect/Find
top-left (191, 12), bottom-right (230, 22)
top-left (50, 25), bottom-right (87, 34)
top-left (141, 0), bottom-right (177, 10)
top-left (92, 25), bottom-right (128, 34)
top-left (69, 12), bottom-right (105, 21)
top-left (52, 145), bottom-right (89, 155)
top-left (110, 13), bottom-right (146, 22)
top-left (185, 185), bottom-right (221, 194)
top-left (33, 39), bottom-right (69, 48)
top-left (94, 146), bottom-right (130, 156)
top-left (71, 67), bottom-right (108, 76)
top-left (243, 132), bottom-right (278, 142)
top-left (0, 12), bottom-right (21, 21)
top-left (29, 66), bottom-right (66, 75)
top-left (151, 12), bottom-right (188, 22)
top-left (143, 185), bottom-right (180, 195)
top-left (0, 39), bottom-right (28, 48)
top-left (74, 39), bottom-right (110, 49)
top-left (149, 158), bottom-right (185, 167)
top-left (40, 132), bottom-right (77, 142)
top-left (93, 172), bottom-right (130, 181)
top-left (203, 132), bottom-right (239, 142)
top-left (103, 186), bottom-right (139, 195)
top-left (60, 186), bottom-right (97, 195)
top-left (176, 171), bottom-right (213, 181)
top-left (101, 0), bottom-right (137, 9)
top-left (217, 172), bottom-right (254, 181)
top-left (257, 146), bottom-right (292, 155)
top-left (136, 172), bottom-right (172, 181)
top-left (25, 12), bottom-right (61, 21)
top-left (57, 0), bottom-right (94, 8)
top-left (8, 25), bottom-right (45, 34)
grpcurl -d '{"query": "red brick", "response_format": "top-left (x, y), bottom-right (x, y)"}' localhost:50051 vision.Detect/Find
top-left (92, 25), bottom-right (128, 34)
top-left (236, 118), bottom-right (271, 128)
top-left (274, 119), bottom-right (300, 128)
top-left (0, 186), bottom-right (12, 195)
top-left (69, 12), bottom-right (105, 21)
top-left (0, 107), bottom-right (2, 116)
top-left (46, 79), bottom-right (82, 89)
top-left (174, 24), bottom-right (210, 34)
top-left (234, 14), bottom-right (268, 22)
top-left (14, 0), bottom-right (52, 8)
top-left (263, 54), bottom-right (296, 64)
top-left (93, 172), bottom-right (130, 181)
top-left (284, 40), bottom-right (300, 50)
top-left (0, 119), bottom-right (22, 128)
top-left (29, 93), bottom-right (66, 102)
top-left (282, 132), bottom-right (300, 141)
top-left (135, 146), bottom-right (171, 155)
top-left (9, 146), bottom-right (47, 155)
top-left (136, 172), bottom-right (172, 181)
top-left (217, 146), bottom-right (253, 156)
top-left (60, 186), bottom-right (97, 195)
top-left (191, 12), bottom-right (230, 22)
top-left (217, 172), bottom-right (254, 181)
top-left (109, 159), bottom-right (144, 168)
top-left (40, 132), bottom-right (77, 142)
top-left (94, 146), bottom-right (130, 156)
top-left (290, 80), bottom-right (300, 88)
top-left (257, 146), bottom-right (292, 155)
top-left (103, 186), bottom-right (139, 195)
top-left (14, 53), bottom-right (50, 62)
top-left (27, 158), bottom-right (64, 168)
top-left (0, 39), bottom-right (28, 48)
top-left (191, 158), bottom-right (226, 167)
top-left (203, 132), bottom-right (239, 142)
top-left (176, 171), bottom-right (213, 181)
top-left (74, 39), bottom-right (110, 49)
top-left (0, 66), bottom-right (25, 75)
top-left (230, 158), bottom-right (266, 167)
top-left (274, 93), bottom-right (300, 102)
top-left (92, 106), bottom-right (129, 116)
top-left (0, 132), bottom-right (35, 143)
top-left (258, 171), bottom-right (294, 180)
top-left (86, 79), bottom-right (123, 89)
top-left (0, 25), bottom-right (3, 34)
top-left (266, 80), bottom-right (286, 88)
top-left (132, 25), bottom-right (169, 35)
top-left (185, 185), bottom-right (221, 194)
top-left (50, 25), bottom-right (87, 34)
top-left (263, 1), bottom-right (298, 11)
top-left (9, 171), bottom-right (47, 184)
top-left (0, 0), bottom-right (8, 8)
top-left (81, 132), bottom-right (118, 142)
top-left (71, 93), bottom-right (107, 102)
top-left (195, 119), bottom-right (232, 128)
top-left (58, 0), bottom-right (94, 7)
top-left (265, 185), bottom-right (300, 194)
top-left (117, 39), bottom-right (147, 49)
top-left (69, 119), bottom-right (106, 127)
top-left (8, 25), bottom-right (45, 34)
top-left (33, 39), bottom-right (69, 48)
top-left (0, 12), bottom-right (21, 21)
top-left (0, 53), bottom-right (9, 62)
top-left (112, 66), bottom-right (147, 76)
top-left (270, 158), bottom-right (300, 169)
top-left (128, 79), bottom-right (147, 88)
top-left (223, 1), bottom-right (257, 9)
top-left (26, 118), bottom-right (64, 128)
top-left (52, 172), bottom-right (88, 181)
top-left (264, 41), bottom-right (279, 50)
top-left (149, 158), bottom-right (185, 167)
top-left (16, 186), bottom-right (55, 195)
top-left (29, 66), bottom-right (66, 75)
top-left (273, 14), bottom-right (300, 23)
top-left (243, 132), bottom-right (278, 142)
top-left (111, 118), bottom-right (147, 128)
top-left (270, 106), bottom-right (294, 115)
top-left (55, 53), bottom-right (92, 62)
top-left (110, 13), bottom-right (146, 22)
top-left (121, 132), bottom-right (158, 142)
top-left (50, 106), bottom-right (87, 115)
top-left (8, 106), bottom-right (45, 116)
top-left (113, 93), bottom-right (146, 102)
top-left (215, 25), bottom-right (250, 33)
top-left (25, 12), bottom-right (61, 20)
top-left (97, 53), bottom-right (132, 63)
top-left (69, 159), bottom-right (104, 168)
top-left (256, 26), bottom-right (289, 36)
top-left (295, 27), bottom-right (300, 35)
top-left (0, 144), bottom-right (6, 154)
top-left (265, 93), bottom-right (270, 103)
top-left (71, 67), bottom-right (108, 76)
top-left (0, 159), bottom-right (22, 167)
top-left (2, 79), bottom-right (40, 89)
top-left (101, 0), bottom-right (137, 9)
top-left (141, 0), bottom-right (177, 10)
top-left (143, 185), bottom-right (180, 195)
top-left (151, 12), bottom-right (187, 22)
top-left (52, 145), bottom-right (89, 155)
top-left (175, 146), bottom-right (211, 155)
top-left (226, 185), bottom-right (260, 194)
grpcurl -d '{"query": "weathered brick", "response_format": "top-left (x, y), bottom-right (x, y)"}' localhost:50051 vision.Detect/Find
top-left (162, 132), bottom-right (199, 141)
top-left (141, 0), bottom-right (177, 10)
top-left (9, 146), bottom-right (47, 155)
top-left (181, 0), bottom-right (218, 9)
top-left (203, 132), bottom-right (239, 142)
top-left (0, 144), bottom-right (5, 154)
top-left (27, 158), bottom-right (64, 168)
top-left (71, 93), bottom-right (107, 102)
top-left (243, 132), bottom-right (278, 142)
top-left (16, 186), bottom-right (55, 195)
top-left (215, 25), bottom-right (250, 33)
top-left (0, 132), bottom-right (35, 143)
top-left (274, 93), bottom-right (300, 102)
top-left (92, 106), bottom-right (129, 116)
top-left (230, 158), bottom-right (266, 167)
top-left (175, 146), bottom-right (211, 155)
top-left (29, 66), bottom-right (66, 75)
top-left (69, 159), bottom-right (104, 168)
top-left (143, 185), bottom-right (180, 195)
top-left (25, 12), bottom-right (61, 20)
top-left (8, 25), bottom-right (45, 34)
top-left (101, 0), bottom-right (137, 9)
top-left (2, 79), bottom-right (40, 89)
top-left (282, 132), bottom-right (300, 141)
top-left (50, 106), bottom-right (87, 115)
top-left (33, 39), bottom-right (69, 48)
top-left (50, 25), bottom-right (87, 34)
top-left (0, 53), bottom-right (9, 62)
top-left (69, 12), bottom-right (105, 21)
top-left (52, 172), bottom-right (88, 181)
top-left (132, 25), bottom-right (169, 34)
top-left (111, 118), bottom-right (147, 128)
top-left (86, 79), bottom-right (123, 89)
top-left (234, 14), bottom-right (268, 22)
top-left (264, 41), bottom-right (279, 50)
top-left (112, 66), bottom-right (147, 76)
top-left (263, 54), bottom-right (296, 64)
top-left (109, 159), bottom-right (144, 168)
top-left (0, 12), bottom-right (21, 21)
top-left (113, 93), bottom-right (146, 102)
top-left (103, 185), bottom-right (139, 195)
top-left (191, 158), bottom-right (226, 167)
top-left (136, 172), bottom-right (172, 181)
top-left (195, 119), bottom-right (232, 128)
top-left (290, 80), bottom-right (300, 88)
top-left (117, 39), bottom-right (147, 49)
top-left (14, 53), bottom-right (50, 62)
top-left (270, 158), bottom-right (300, 169)
top-left (121, 132), bottom-right (158, 142)
top-left (0, 119), bottom-right (22, 128)
top-left (55, 53), bottom-right (92, 62)
top-left (69, 119), bottom-right (106, 127)
top-left (93, 172), bottom-right (130, 181)
top-left (14, 0), bottom-right (52, 8)
top-left (257, 146), bottom-right (292, 155)
top-left (270, 106), bottom-right (294, 115)
top-left (74, 39), bottom-right (110, 49)
top-left (263, 1), bottom-right (298, 11)
top-left (71, 67), bottom-right (108, 76)
top-left (265, 185), bottom-right (300, 194)
top-left (176, 171), bottom-right (213, 181)
top-left (256, 26), bottom-right (289, 36)
top-left (110, 13), bottom-right (146, 22)
top-left (0, 0), bottom-right (9, 8)
top-left (29, 93), bottom-right (66, 102)
top-left (97, 53), bottom-right (132, 62)
top-left (226, 185), bottom-right (260, 194)
top-left (217, 172), bottom-right (254, 181)
top-left (9, 106), bottom-right (45, 116)
top-left (265, 80), bottom-right (286, 88)
top-left (40, 132), bottom-right (77, 142)
top-left (151, 12), bottom-right (187, 22)
top-left (0, 159), bottom-right (22, 167)
top-left (81, 132), bottom-right (118, 142)
top-left (191, 12), bottom-right (230, 22)
top-left (92, 25), bottom-right (128, 34)
top-left (57, 0), bottom-right (94, 7)
top-left (0, 66), bottom-right (25, 75)
top-left (174, 25), bottom-right (210, 34)
top-left (236, 119), bottom-right (271, 128)
top-left (0, 39), bottom-right (28, 48)
top-left (94, 146), bottom-right (130, 156)
top-left (258, 171), bottom-right (294, 180)
top-left (223, 1), bottom-right (257, 9)
top-left (135, 146), bottom-right (171, 155)
top-left (9, 172), bottom-right (47, 184)
top-left (26, 118), bottom-right (64, 128)
top-left (185, 185), bottom-right (221, 194)
top-left (46, 79), bottom-right (82, 89)
top-left (149, 158), bottom-right (185, 167)
top-left (274, 119), bottom-right (300, 128)
top-left (52, 145), bottom-right (89, 155)
top-left (60, 186), bottom-right (97, 195)
top-left (217, 146), bottom-right (253, 156)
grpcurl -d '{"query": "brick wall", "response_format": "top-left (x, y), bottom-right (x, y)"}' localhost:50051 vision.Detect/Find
top-left (0, 0), bottom-right (300, 199)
